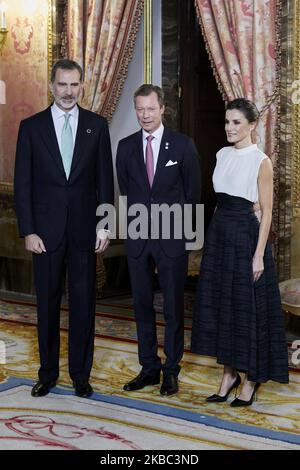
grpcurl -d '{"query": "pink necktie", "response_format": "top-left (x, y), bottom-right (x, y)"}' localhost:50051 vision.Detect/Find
top-left (146, 135), bottom-right (154, 187)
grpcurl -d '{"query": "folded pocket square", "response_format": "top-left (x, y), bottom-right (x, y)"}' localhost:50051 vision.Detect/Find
top-left (165, 160), bottom-right (178, 167)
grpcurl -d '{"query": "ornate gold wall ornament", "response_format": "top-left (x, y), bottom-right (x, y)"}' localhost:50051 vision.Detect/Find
top-left (0, 28), bottom-right (8, 55)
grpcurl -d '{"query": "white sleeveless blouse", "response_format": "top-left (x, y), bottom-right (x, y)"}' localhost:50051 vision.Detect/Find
top-left (212, 144), bottom-right (268, 203)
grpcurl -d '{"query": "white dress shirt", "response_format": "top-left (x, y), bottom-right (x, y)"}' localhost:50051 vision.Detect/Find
top-left (51, 102), bottom-right (79, 153)
top-left (142, 123), bottom-right (164, 174)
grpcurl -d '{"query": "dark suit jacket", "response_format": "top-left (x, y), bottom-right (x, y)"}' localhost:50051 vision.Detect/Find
top-left (116, 127), bottom-right (201, 258)
top-left (14, 105), bottom-right (114, 251)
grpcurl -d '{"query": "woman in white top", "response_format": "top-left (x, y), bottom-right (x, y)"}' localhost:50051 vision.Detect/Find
top-left (191, 98), bottom-right (289, 407)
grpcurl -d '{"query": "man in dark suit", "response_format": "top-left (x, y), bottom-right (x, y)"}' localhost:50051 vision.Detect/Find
top-left (116, 84), bottom-right (201, 395)
top-left (14, 59), bottom-right (114, 398)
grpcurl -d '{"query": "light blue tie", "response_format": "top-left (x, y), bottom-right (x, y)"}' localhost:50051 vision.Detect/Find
top-left (61, 113), bottom-right (73, 179)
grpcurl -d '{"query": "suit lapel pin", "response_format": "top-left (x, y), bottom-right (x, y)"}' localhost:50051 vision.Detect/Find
top-left (86, 129), bottom-right (92, 134)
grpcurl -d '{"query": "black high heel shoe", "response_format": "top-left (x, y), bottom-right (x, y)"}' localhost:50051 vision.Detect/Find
top-left (206, 373), bottom-right (241, 403)
top-left (230, 382), bottom-right (260, 407)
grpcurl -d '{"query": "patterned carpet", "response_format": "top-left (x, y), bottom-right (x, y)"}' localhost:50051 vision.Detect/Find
top-left (1, 291), bottom-right (298, 370)
top-left (0, 292), bottom-right (300, 450)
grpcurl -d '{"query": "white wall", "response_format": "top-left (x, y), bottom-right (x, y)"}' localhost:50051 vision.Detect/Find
top-left (110, 19), bottom-right (143, 160)
top-left (110, 1), bottom-right (162, 203)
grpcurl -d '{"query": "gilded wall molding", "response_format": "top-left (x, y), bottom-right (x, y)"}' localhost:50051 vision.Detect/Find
top-left (293, 0), bottom-right (300, 213)
top-left (275, 0), bottom-right (292, 280)
top-left (144, 0), bottom-right (152, 83)
top-left (48, 0), bottom-right (66, 104)
top-left (289, 0), bottom-right (300, 278)
top-left (48, 0), bottom-right (53, 104)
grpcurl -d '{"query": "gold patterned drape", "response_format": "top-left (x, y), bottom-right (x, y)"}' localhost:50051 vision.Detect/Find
top-left (66, 0), bottom-right (144, 121)
top-left (195, 0), bottom-right (279, 160)
top-left (195, 0), bottom-right (282, 260)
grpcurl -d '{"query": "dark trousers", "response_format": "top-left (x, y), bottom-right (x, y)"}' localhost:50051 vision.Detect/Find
top-left (32, 234), bottom-right (96, 383)
top-left (127, 240), bottom-right (188, 377)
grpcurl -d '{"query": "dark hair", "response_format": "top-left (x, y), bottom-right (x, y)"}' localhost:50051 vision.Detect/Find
top-left (134, 84), bottom-right (165, 108)
top-left (51, 59), bottom-right (83, 83)
top-left (226, 98), bottom-right (259, 123)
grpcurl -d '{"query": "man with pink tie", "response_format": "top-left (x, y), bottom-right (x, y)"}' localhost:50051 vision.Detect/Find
top-left (116, 84), bottom-right (201, 395)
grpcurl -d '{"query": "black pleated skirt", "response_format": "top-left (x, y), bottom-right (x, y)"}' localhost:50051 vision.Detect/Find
top-left (191, 193), bottom-right (289, 383)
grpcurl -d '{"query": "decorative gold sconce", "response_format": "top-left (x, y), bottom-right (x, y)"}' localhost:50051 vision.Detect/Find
top-left (0, 3), bottom-right (7, 55)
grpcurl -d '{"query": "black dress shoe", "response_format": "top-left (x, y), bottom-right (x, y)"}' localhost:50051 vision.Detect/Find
top-left (206, 374), bottom-right (241, 403)
top-left (73, 381), bottom-right (94, 398)
top-left (123, 371), bottom-right (161, 391)
top-left (160, 374), bottom-right (178, 396)
top-left (31, 380), bottom-right (56, 397)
